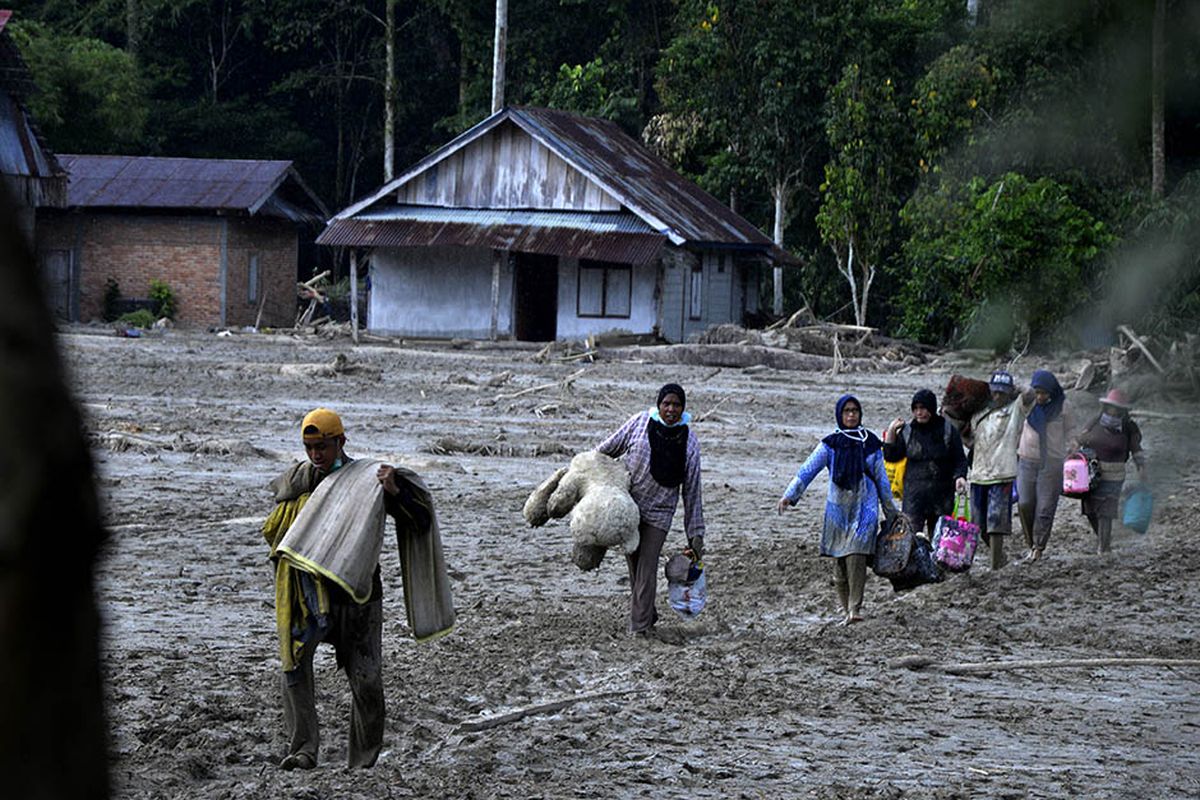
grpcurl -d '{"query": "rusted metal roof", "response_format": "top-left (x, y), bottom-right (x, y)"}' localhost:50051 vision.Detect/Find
top-left (333, 106), bottom-right (794, 263)
top-left (0, 12), bottom-right (66, 206)
top-left (317, 206), bottom-right (666, 264)
top-left (58, 154), bottom-right (328, 222)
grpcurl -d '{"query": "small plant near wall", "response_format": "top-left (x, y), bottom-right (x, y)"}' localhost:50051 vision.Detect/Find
top-left (149, 279), bottom-right (177, 320)
top-left (117, 308), bottom-right (156, 329)
top-left (102, 278), bottom-right (121, 322)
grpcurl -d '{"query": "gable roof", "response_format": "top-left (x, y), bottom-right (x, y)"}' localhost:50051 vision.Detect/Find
top-left (0, 9), bottom-right (66, 206)
top-left (58, 154), bottom-right (329, 223)
top-left (335, 106), bottom-right (786, 259)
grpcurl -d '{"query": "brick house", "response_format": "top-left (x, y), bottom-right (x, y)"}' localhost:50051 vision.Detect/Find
top-left (37, 155), bottom-right (328, 327)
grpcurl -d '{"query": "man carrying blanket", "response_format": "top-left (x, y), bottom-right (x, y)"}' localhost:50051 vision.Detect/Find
top-left (261, 408), bottom-right (455, 770)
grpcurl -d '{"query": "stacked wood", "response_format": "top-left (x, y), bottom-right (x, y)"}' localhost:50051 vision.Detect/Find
top-left (295, 270), bottom-right (331, 327)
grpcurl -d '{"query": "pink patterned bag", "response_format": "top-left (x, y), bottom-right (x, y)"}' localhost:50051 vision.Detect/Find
top-left (932, 493), bottom-right (980, 572)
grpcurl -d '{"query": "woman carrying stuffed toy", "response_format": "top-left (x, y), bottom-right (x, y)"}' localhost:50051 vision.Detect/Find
top-left (596, 383), bottom-right (705, 640)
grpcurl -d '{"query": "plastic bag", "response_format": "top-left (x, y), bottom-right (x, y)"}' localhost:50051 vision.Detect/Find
top-left (932, 493), bottom-right (980, 572)
top-left (1122, 484), bottom-right (1153, 534)
top-left (884, 457), bottom-right (906, 502)
top-left (873, 514), bottom-right (915, 577)
top-left (887, 535), bottom-right (943, 592)
top-left (666, 555), bottom-right (707, 619)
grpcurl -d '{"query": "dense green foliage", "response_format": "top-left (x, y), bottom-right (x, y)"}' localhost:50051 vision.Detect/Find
top-left (8, 0), bottom-right (1198, 346)
top-left (899, 172), bottom-right (1113, 346)
top-left (148, 279), bottom-right (178, 321)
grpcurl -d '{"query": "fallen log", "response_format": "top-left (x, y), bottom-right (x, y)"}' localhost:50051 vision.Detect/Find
top-left (456, 689), bottom-right (641, 733)
top-left (890, 654), bottom-right (1200, 675)
top-left (1117, 325), bottom-right (1165, 373)
top-left (602, 343), bottom-right (885, 372)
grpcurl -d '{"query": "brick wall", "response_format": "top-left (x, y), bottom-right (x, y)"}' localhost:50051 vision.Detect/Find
top-left (224, 218), bottom-right (300, 329)
top-left (36, 211), bottom-right (301, 328)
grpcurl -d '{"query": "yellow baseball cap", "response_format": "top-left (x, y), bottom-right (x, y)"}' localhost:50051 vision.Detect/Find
top-left (301, 408), bottom-right (344, 442)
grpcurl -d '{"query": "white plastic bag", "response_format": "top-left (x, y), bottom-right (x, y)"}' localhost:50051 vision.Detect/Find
top-left (667, 561), bottom-right (707, 619)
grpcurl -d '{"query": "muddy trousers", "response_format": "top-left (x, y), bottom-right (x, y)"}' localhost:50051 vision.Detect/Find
top-left (833, 554), bottom-right (868, 616)
top-left (1017, 457), bottom-right (1063, 552)
top-left (1086, 516), bottom-right (1114, 553)
top-left (281, 597), bottom-right (385, 768)
top-left (625, 522), bottom-right (668, 633)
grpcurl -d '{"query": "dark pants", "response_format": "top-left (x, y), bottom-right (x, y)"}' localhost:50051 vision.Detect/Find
top-left (281, 597), bottom-right (385, 768)
top-left (1017, 457), bottom-right (1062, 552)
top-left (625, 521), bottom-right (668, 633)
top-left (971, 481), bottom-right (1014, 570)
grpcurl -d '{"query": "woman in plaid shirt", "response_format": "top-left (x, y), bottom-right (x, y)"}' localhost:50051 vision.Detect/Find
top-left (597, 383), bottom-right (705, 638)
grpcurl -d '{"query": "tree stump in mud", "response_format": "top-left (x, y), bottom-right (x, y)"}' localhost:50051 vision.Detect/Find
top-left (0, 191), bottom-right (109, 799)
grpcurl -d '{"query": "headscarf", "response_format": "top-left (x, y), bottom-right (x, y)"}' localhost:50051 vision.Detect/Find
top-left (647, 383), bottom-right (689, 488)
top-left (1026, 369), bottom-right (1065, 460)
top-left (822, 394), bottom-right (882, 490)
top-left (657, 383), bottom-right (686, 409)
top-left (908, 388), bottom-right (947, 458)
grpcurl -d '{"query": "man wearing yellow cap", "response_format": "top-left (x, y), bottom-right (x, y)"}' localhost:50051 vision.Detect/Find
top-left (262, 407), bottom-right (433, 770)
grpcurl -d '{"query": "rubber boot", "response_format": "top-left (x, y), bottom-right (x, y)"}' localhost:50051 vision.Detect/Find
top-left (1098, 518), bottom-right (1112, 554)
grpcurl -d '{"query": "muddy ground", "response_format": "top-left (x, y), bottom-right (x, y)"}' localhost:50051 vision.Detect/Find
top-left (61, 326), bottom-right (1199, 799)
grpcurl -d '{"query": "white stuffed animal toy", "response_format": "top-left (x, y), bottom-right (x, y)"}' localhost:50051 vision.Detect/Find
top-left (523, 451), bottom-right (640, 571)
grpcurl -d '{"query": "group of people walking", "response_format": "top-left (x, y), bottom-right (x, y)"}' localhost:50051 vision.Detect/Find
top-left (260, 369), bottom-right (1148, 768)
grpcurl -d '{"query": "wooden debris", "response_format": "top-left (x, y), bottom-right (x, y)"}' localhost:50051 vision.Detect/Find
top-left (422, 437), bottom-right (573, 458)
top-left (891, 654), bottom-right (1200, 675)
top-left (1117, 325), bottom-right (1165, 373)
top-left (456, 689), bottom-right (641, 733)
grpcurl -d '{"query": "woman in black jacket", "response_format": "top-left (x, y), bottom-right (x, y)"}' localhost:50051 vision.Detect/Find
top-left (883, 389), bottom-right (968, 536)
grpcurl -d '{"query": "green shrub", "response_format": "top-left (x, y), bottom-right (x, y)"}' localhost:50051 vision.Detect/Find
top-left (118, 309), bottom-right (156, 329)
top-left (895, 172), bottom-right (1114, 346)
top-left (149, 279), bottom-right (177, 320)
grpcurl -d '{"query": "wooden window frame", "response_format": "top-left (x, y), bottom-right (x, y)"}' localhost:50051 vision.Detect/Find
top-left (576, 259), bottom-right (632, 319)
top-left (247, 253), bottom-right (260, 306)
top-left (688, 262), bottom-right (703, 320)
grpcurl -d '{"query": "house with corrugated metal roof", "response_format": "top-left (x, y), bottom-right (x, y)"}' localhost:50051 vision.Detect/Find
top-left (0, 9), bottom-right (67, 245)
top-left (37, 155), bottom-right (328, 327)
top-left (319, 106), bottom-right (790, 343)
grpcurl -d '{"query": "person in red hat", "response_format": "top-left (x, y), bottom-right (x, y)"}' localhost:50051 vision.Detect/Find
top-left (1075, 388), bottom-right (1147, 553)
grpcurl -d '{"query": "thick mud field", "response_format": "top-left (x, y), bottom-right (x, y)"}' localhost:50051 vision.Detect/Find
top-left (62, 327), bottom-right (1199, 799)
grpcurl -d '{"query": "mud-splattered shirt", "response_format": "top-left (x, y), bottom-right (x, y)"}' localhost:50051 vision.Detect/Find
top-left (596, 411), bottom-right (705, 539)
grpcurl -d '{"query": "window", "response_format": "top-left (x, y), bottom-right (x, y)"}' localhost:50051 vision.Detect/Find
top-left (247, 254), bottom-right (260, 305)
top-left (689, 263), bottom-right (703, 320)
top-left (577, 260), bottom-right (631, 318)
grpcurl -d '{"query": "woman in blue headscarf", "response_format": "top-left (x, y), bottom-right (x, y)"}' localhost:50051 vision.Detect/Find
top-left (1016, 369), bottom-right (1075, 561)
top-left (776, 394), bottom-right (899, 625)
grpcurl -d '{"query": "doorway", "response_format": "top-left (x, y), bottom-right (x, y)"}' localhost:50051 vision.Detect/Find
top-left (40, 250), bottom-right (72, 321)
top-left (513, 252), bottom-right (558, 341)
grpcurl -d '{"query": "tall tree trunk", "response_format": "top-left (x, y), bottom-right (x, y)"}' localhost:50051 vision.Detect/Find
top-left (384, 0), bottom-right (396, 182)
top-left (126, 0), bottom-right (140, 60)
top-left (491, 0), bottom-right (508, 114)
top-left (771, 182), bottom-right (787, 316)
top-left (1151, 0), bottom-right (1165, 199)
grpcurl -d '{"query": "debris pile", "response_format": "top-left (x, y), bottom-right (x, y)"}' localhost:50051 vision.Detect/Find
top-left (1065, 324), bottom-right (1197, 401)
